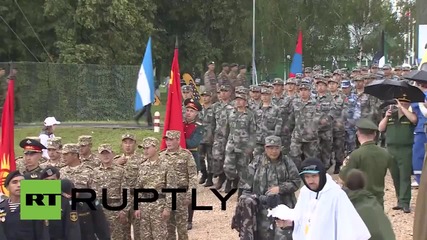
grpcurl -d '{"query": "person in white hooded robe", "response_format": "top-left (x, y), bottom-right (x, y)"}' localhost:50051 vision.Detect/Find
top-left (274, 158), bottom-right (371, 240)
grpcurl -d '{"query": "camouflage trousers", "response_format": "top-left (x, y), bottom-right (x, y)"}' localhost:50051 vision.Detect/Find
top-left (257, 208), bottom-right (293, 240)
top-left (333, 131), bottom-right (346, 165)
top-left (167, 194), bottom-right (189, 240)
top-left (199, 143), bottom-right (213, 173)
top-left (319, 130), bottom-right (333, 169)
top-left (104, 210), bottom-right (130, 240)
top-left (212, 139), bottom-right (227, 176)
top-left (345, 129), bottom-right (357, 155)
top-left (232, 194), bottom-right (258, 240)
top-left (127, 209), bottom-right (141, 240)
top-left (140, 201), bottom-right (168, 240)
top-left (280, 135), bottom-right (292, 155)
top-left (224, 142), bottom-right (250, 188)
top-left (289, 139), bottom-right (320, 170)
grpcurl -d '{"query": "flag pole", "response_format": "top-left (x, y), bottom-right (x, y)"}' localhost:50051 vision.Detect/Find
top-left (252, 0), bottom-right (257, 85)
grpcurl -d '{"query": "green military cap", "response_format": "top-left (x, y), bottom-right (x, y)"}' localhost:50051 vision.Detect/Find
top-left (295, 73), bottom-right (304, 78)
top-left (371, 63), bottom-right (379, 68)
top-left (352, 68), bottom-right (361, 72)
top-left (250, 85), bottom-right (261, 92)
top-left (239, 65), bottom-right (246, 70)
top-left (328, 78), bottom-right (339, 83)
top-left (363, 74), bottom-right (371, 80)
top-left (230, 63), bottom-right (238, 67)
top-left (333, 69), bottom-right (342, 75)
top-left (313, 65), bottom-right (322, 71)
top-left (356, 118), bottom-right (378, 131)
top-left (61, 144), bottom-right (80, 154)
top-left (315, 78), bottom-right (328, 85)
top-left (266, 83), bottom-right (274, 88)
top-left (164, 130), bottom-right (181, 139)
top-left (299, 82), bottom-right (311, 89)
top-left (272, 78), bottom-right (284, 85)
top-left (181, 85), bottom-right (192, 92)
top-left (222, 62), bottom-right (229, 67)
top-left (219, 85), bottom-right (231, 92)
top-left (382, 64), bottom-right (392, 70)
top-left (394, 65), bottom-right (402, 71)
top-left (324, 72), bottom-right (332, 78)
top-left (353, 75), bottom-right (365, 81)
top-left (200, 90), bottom-right (212, 97)
top-left (235, 93), bottom-right (248, 101)
top-left (208, 61), bottom-right (215, 66)
top-left (259, 81), bottom-right (269, 87)
top-left (138, 137), bottom-right (160, 149)
top-left (78, 135), bottom-right (92, 146)
top-left (314, 74), bottom-right (324, 79)
top-left (261, 88), bottom-right (272, 94)
top-left (361, 65), bottom-right (369, 71)
top-left (286, 78), bottom-right (297, 84)
top-left (122, 133), bottom-right (136, 141)
top-left (47, 137), bottom-right (62, 150)
top-left (265, 136), bottom-right (281, 147)
top-left (304, 67), bottom-right (312, 73)
top-left (235, 86), bottom-right (249, 94)
top-left (98, 144), bottom-right (113, 154)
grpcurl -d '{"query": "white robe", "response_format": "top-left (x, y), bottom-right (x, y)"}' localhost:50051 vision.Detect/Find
top-left (292, 174), bottom-right (371, 240)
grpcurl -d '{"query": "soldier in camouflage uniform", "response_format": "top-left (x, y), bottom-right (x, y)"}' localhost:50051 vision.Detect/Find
top-left (199, 91), bottom-right (215, 187)
top-left (135, 137), bottom-right (171, 240)
top-left (248, 85), bottom-right (262, 111)
top-left (284, 78), bottom-right (298, 98)
top-left (240, 136), bottom-right (301, 240)
top-left (229, 63), bottom-right (239, 99)
top-left (217, 63), bottom-right (230, 86)
top-left (162, 130), bottom-right (198, 240)
top-left (304, 67), bottom-right (313, 78)
top-left (272, 78), bottom-right (285, 105)
top-left (353, 75), bottom-right (381, 124)
top-left (315, 78), bottom-right (335, 169)
top-left (114, 133), bottom-right (142, 240)
top-left (60, 143), bottom-right (93, 188)
top-left (328, 78), bottom-right (348, 173)
top-left (78, 135), bottom-right (100, 168)
top-left (203, 61), bottom-right (218, 102)
top-left (19, 138), bottom-right (46, 179)
top-left (341, 80), bottom-right (358, 154)
top-left (288, 81), bottom-right (326, 170)
top-left (211, 85), bottom-right (234, 189)
top-left (181, 85), bottom-right (194, 118)
top-left (224, 93), bottom-right (257, 193)
top-left (236, 65), bottom-right (248, 88)
top-left (279, 79), bottom-right (298, 154)
top-left (254, 88), bottom-right (282, 159)
top-left (41, 137), bottom-right (65, 169)
top-left (91, 144), bottom-right (128, 240)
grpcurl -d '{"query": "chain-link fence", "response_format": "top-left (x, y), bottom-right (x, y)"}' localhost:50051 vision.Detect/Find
top-left (0, 62), bottom-right (140, 123)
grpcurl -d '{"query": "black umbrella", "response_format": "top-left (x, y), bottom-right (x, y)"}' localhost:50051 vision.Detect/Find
top-left (403, 70), bottom-right (427, 83)
top-left (364, 79), bottom-right (425, 102)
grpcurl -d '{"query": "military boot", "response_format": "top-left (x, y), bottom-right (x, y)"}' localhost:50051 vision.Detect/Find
top-left (204, 173), bottom-right (214, 187)
top-left (199, 169), bottom-right (208, 184)
top-left (224, 179), bottom-right (232, 193)
top-left (215, 173), bottom-right (226, 190)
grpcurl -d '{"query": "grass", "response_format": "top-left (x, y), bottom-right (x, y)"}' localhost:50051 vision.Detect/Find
top-left (14, 127), bottom-right (163, 156)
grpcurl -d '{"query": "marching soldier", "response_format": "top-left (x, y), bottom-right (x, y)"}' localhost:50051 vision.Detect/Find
top-left (135, 137), bottom-right (171, 240)
top-left (20, 138), bottom-right (46, 179)
top-left (41, 137), bottom-right (65, 169)
top-left (199, 91), bottom-right (215, 187)
top-left (60, 144), bottom-right (93, 189)
top-left (91, 144), bottom-right (128, 239)
top-left (114, 133), bottom-right (142, 240)
top-left (162, 130), bottom-right (198, 240)
top-left (78, 135), bottom-right (100, 168)
top-left (0, 170), bottom-right (49, 239)
top-left (224, 93), bottom-right (256, 194)
top-left (203, 61), bottom-right (218, 102)
top-left (248, 85), bottom-right (262, 111)
top-left (271, 78), bottom-right (285, 105)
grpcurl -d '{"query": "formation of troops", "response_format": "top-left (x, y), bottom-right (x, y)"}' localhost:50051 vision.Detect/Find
top-left (0, 60), bottom-right (422, 240)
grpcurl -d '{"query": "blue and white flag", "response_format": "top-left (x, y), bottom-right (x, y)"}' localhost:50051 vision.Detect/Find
top-left (135, 37), bottom-right (154, 112)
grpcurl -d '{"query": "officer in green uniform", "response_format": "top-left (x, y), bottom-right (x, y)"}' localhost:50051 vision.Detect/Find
top-left (20, 138), bottom-right (47, 179)
top-left (378, 95), bottom-right (417, 213)
top-left (339, 118), bottom-right (393, 208)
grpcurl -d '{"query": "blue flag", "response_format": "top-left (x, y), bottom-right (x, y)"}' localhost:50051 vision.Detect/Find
top-left (135, 37), bottom-right (154, 112)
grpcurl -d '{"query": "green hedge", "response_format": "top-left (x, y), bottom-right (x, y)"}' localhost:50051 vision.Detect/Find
top-left (0, 62), bottom-right (141, 122)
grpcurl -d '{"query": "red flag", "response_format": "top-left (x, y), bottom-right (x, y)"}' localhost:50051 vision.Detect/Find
top-left (0, 74), bottom-right (16, 196)
top-left (289, 30), bottom-right (303, 77)
top-left (160, 44), bottom-right (186, 149)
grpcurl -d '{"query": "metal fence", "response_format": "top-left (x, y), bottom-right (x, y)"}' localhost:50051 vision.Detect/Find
top-left (0, 62), bottom-right (140, 123)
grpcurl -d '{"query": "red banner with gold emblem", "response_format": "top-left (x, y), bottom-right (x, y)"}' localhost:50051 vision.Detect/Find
top-left (0, 73), bottom-right (16, 195)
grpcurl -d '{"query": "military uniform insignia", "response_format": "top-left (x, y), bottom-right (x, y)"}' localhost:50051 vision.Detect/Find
top-left (44, 220), bottom-right (49, 226)
top-left (26, 140), bottom-right (31, 144)
top-left (30, 173), bottom-right (38, 178)
top-left (70, 212), bottom-right (78, 222)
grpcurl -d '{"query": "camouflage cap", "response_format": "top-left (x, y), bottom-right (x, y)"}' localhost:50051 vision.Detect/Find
top-left (239, 65), bottom-right (246, 70)
top-left (286, 78), bottom-right (297, 84)
top-left (250, 85), bottom-right (261, 92)
top-left (164, 130), bottom-right (181, 139)
top-left (333, 69), bottom-right (342, 75)
top-left (371, 63), bottom-right (379, 68)
top-left (208, 61), bottom-right (215, 66)
top-left (235, 93), bottom-right (248, 101)
top-left (324, 72), bottom-right (332, 78)
top-left (181, 85), bottom-right (191, 92)
top-left (356, 118), bottom-right (378, 131)
top-left (98, 144), bottom-right (113, 154)
top-left (47, 137), bottom-right (62, 149)
top-left (352, 68), bottom-right (361, 72)
top-left (261, 88), bottom-right (272, 94)
top-left (353, 75), bottom-right (365, 81)
top-left (295, 73), bottom-right (304, 78)
top-left (304, 67), bottom-right (312, 73)
top-left (361, 65), bottom-right (369, 71)
top-left (315, 78), bottom-right (328, 85)
top-left (235, 86), bottom-right (249, 94)
top-left (328, 78), bottom-right (339, 83)
top-left (259, 81), bottom-right (269, 87)
top-left (138, 137), bottom-right (160, 149)
top-left (200, 90), bottom-right (212, 96)
top-left (313, 65), bottom-right (322, 71)
top-left (78, 135), bottom-right (92, 146)
top-left (382, 64), bottom-right (392, 70)
top-left (230, 63), bottom-right (238, 67)
top-left (61, 144), bottom-right (80, 154)
top-left (222, 62), bottom-right (229, 67)
top-left (266, 83), bottom-right (274, 88)
top-left (299, 82), bottom-right (311, 89)
top-left (219, 85), bottom-right (231, 91)
top-left (122, 133), bottom-right (136, 141)
top-left (265, 136), bottom-right (282, 147)
top-left (272, 78), bottom-right (284, 85)
top-left (314, 74), bottom-right (324, 79)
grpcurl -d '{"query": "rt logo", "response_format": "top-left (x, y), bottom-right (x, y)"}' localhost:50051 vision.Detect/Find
top-left (21, 180), bottom-right (62, 220)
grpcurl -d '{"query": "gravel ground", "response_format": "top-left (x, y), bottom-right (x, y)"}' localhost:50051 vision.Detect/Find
top-left (187, 171), bottom-right (416, 240)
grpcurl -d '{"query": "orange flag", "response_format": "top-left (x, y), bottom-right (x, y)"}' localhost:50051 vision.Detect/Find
top-left (160, 41), bottom-right (186, 149)
top-left (0, 72), bottom-right (16, 196)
